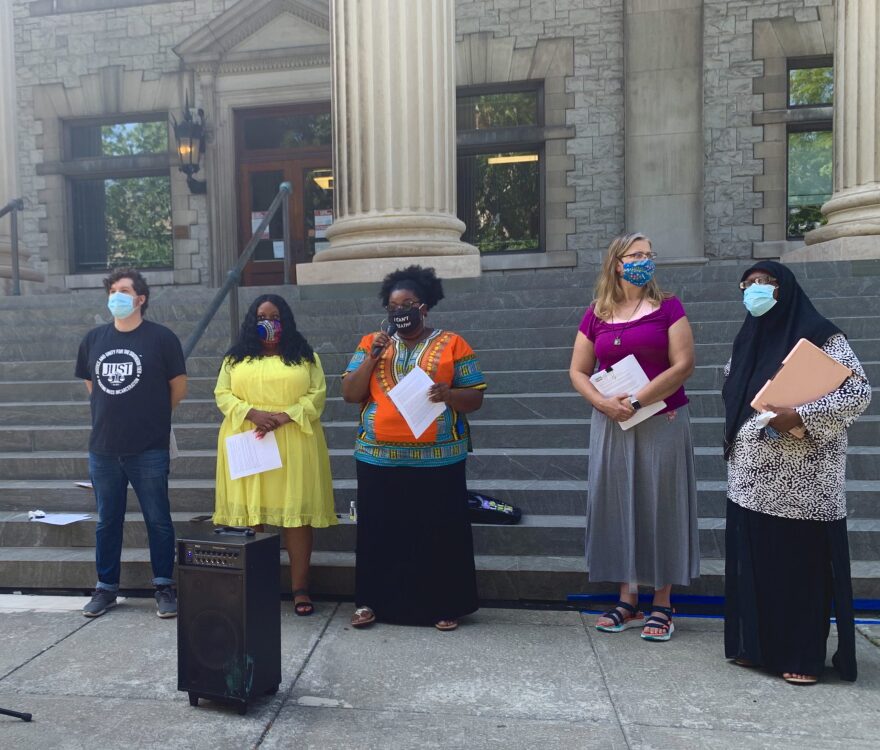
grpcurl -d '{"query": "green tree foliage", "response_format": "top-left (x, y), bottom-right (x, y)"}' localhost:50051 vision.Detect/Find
top-left (104, 175), bottom-right (173, 268)
top-left (90, 121), bottom-right (173, 268)
top-left (100, 121), bottom-right (168, 156)
top-left (787, 129), bottom-right (832, 237)
top-left (457, 91), bottom-right (538, 130)
top-left (789, 66), bottom-right (833, 107)
top-left (464, 153), bottom-right (540, 253)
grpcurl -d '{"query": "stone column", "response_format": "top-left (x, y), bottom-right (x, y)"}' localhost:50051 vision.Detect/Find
top-left (624, 0), bottom-right (704, 260)
top-left (803, 0), bottom-right (880, 258)
top-left (297, 0), bottom-right (480, 285)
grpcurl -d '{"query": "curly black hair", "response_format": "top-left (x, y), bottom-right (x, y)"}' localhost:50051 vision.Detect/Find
top-left (379, 265), bottom-right (445, 309)
top-left (224, 294), bottom-right (315, 367)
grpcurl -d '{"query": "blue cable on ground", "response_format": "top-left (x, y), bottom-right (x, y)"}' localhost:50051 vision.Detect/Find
top-left (571, 592), bottom-right (880, 625)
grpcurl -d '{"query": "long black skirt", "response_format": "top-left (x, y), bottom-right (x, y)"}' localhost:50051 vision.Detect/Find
top-left (724, 499), bottom-right (857, 681)
top-left (355, 459), bottom-right (479, 626)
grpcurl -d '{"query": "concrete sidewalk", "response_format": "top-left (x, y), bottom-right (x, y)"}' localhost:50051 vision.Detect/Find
top-left (0, 596), bottom-right (878, 749)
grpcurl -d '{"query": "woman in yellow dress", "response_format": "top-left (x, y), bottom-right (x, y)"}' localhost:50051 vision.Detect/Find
top-left (213, 294), bottom-right (336, 615)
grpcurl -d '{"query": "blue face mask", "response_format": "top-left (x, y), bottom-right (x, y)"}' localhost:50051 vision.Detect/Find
top-left (621, 258), bottom-right (656, 287)
top-left (107, 291), bottom-right (137, 319)
top-left (742, 283), bottom-right (777, 317)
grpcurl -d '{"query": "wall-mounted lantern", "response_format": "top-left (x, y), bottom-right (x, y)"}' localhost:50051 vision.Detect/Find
top-left (171, 93), bottom-right (207, 194)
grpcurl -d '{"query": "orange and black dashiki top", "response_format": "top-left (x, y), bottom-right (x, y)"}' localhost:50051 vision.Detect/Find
top-left (344, 329), bottom-right (487, 467)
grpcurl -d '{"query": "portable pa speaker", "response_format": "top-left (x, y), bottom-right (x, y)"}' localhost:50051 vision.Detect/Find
top-left (177, 531), bottom-right (281, 715)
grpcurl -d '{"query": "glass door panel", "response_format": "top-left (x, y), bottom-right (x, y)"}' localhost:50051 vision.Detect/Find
top-left (303, 168), bottom-right (334, 258)
top-left (248, 169), bottom-right (286, 262)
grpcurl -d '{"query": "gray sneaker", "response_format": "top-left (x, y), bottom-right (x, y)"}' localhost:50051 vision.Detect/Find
top-left (155, 586), bottom-right (177, 618)
top-left (83, 589), bottom-right (117, 618)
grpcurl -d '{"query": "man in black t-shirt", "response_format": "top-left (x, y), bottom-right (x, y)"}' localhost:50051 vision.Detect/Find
top-left (75, 268), bottom-right (187, 618)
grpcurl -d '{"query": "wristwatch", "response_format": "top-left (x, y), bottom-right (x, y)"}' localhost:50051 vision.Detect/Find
top-left (629, 396), bottom-right (642, 411)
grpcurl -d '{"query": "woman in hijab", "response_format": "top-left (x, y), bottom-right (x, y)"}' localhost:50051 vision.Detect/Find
top-left (722, 261), bottom-right (871, 684)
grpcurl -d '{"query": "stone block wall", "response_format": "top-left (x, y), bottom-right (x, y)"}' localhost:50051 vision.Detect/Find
top-left (455, 0), bottom-right (625, 265)
top-left (702, 0), bottom-right (835, 260)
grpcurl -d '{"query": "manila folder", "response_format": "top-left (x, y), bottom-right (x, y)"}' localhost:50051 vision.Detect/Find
top-left (750, 337), bottom-right (851, 411)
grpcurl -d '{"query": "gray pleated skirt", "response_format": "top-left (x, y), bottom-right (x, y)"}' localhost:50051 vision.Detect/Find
top-left (585, 405), bottom-right (700, 590)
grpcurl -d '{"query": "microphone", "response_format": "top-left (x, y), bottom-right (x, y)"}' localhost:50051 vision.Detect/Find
top-left (370, 320), bottom-right (397, 358)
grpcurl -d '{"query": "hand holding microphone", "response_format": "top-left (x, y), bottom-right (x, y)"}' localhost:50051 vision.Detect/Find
top-left (370, 320), bottom-right (397, 359)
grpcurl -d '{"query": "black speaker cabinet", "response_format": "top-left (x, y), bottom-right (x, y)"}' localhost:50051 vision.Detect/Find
top-left (177, 531), bottom-right (281, 715)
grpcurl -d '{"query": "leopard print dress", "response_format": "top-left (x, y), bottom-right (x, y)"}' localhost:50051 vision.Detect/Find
top-left (726, 334), bottom-right (872, 521)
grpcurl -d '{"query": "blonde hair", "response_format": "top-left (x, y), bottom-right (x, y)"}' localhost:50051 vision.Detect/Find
top-left (592, 232), bottom-right (667, 321)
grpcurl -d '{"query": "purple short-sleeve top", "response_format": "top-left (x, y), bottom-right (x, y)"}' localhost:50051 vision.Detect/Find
top-left (578, 296), bottom-right (689, 413)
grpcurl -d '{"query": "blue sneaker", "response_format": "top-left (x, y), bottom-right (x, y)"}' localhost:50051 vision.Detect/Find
top-left (82, 589), bottom-right (117, 618)
top-left (155, 586), bottom-right (177, 619)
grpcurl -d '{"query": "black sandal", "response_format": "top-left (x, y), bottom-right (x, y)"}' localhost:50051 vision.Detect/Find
top-left (292, 588), bottom-right (314, 616)
top-left (640, 605), bottom-right (674, 641)
top-left (595, 600), bottom-right (645, 633)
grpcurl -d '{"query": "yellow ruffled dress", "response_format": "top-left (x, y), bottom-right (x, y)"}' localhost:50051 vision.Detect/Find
top-left (213, 354), bottom-right (336, 528)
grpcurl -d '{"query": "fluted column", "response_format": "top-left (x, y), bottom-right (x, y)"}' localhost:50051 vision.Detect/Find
top-left (299, 0), bottom-right (480, 283)
top-left (805, 0), bottom-right (880, 251)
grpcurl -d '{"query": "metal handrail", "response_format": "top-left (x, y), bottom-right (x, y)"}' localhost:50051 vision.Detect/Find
top-left (0, 198), bottom-right (24, 296)
top-left (182, 182), bottom-right (292, 359)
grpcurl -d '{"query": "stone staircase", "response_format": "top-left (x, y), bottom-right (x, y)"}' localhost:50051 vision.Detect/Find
top-left (0, 260), bottom-right (878, 601)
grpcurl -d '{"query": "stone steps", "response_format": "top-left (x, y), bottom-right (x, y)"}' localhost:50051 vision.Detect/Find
top-left (0, 547), bottom-right (877, 600)
top-left (0, 415), bottom-right (878, 452)
top-left (4, 513), bottom-right (880, 560)
top-left (0, 360), bottom-right (880, 396)
top-left (0, 259), bottom-right (876, 600)
top-left (1, 389), bottom-right (876, 426)
top-left (0, 445), bottom-right (877, 482)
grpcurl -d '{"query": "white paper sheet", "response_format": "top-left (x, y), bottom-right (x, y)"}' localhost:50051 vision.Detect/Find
top-left (387, 366), bottom-right (446, 439)
top-left (225, 429), bottom-right (283, 480)
top-left (29, 513), bottom-right (91, 526)
top-left (169, 427), bottom-right (179, 460)
top-left (589, 353), bottom-right (666, 430)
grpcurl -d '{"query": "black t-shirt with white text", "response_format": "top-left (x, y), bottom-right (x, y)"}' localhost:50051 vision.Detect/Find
top-left (75, 320), bottom-right (186, 456)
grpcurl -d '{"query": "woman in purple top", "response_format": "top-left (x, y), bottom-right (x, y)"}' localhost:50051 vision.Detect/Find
top-left (569, 232), bottom-right (699, 641)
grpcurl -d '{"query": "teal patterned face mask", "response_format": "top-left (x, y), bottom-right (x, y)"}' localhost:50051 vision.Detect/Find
top-left (621, 258), bottom-right (656, 287)
top-left (742, 283), bottom-right (777, 316)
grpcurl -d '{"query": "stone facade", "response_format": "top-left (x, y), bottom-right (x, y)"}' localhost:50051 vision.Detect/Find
top-left (11, 0), bottom-right (238, 290)
top-left (456, 0), bottom-right (626, 266)
top-left (5, 0), bottom-right (877, 293)
top-left (703, 0), bottom-right (835, 260)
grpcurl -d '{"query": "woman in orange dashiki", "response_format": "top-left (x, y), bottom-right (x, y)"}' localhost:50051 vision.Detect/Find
top-left (342, 266), bottom-right (487, 631)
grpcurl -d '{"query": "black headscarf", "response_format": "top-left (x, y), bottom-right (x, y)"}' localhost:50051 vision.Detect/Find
top-left (721, 260), bottom-right (843, 458)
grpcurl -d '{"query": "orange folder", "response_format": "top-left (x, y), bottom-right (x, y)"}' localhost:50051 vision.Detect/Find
top-left (750, 338), bottom-right (852, 437)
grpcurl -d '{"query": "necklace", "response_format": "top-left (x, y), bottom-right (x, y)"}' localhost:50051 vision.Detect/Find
top-left (612, 297), bottom-right (645, 346)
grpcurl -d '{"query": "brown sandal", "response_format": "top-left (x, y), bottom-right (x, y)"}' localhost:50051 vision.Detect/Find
top-left (350, 606), bottom-right (376, 628)
top-left (435, 619), bottom-right (458, 631)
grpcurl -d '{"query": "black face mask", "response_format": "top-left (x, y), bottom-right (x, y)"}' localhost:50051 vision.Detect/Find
top-left (390, 305), bottom-right (423, 333)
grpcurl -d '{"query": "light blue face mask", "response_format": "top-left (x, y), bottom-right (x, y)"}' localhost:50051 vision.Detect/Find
top-left (742, 283), bottom-right (777, 317)
top-left (107, 291), bottom-right (137, 320)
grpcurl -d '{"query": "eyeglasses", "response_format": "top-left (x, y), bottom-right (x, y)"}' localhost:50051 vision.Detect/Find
top-left (620, 251), bottom-right (657, 261)
top-left (386, 300), bottom-right (423, 313)
top-left (739, 275), bottom-right (777, 290)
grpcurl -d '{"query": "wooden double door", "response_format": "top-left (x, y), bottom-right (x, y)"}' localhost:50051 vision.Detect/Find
top-left (238, 160), bottom-right (333, 286)
top-left (236, 105), bottom-right (333, 286)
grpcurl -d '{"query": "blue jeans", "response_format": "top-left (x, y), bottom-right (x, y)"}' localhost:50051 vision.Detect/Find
top-left (89, 450), bottom-right (175, 591)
